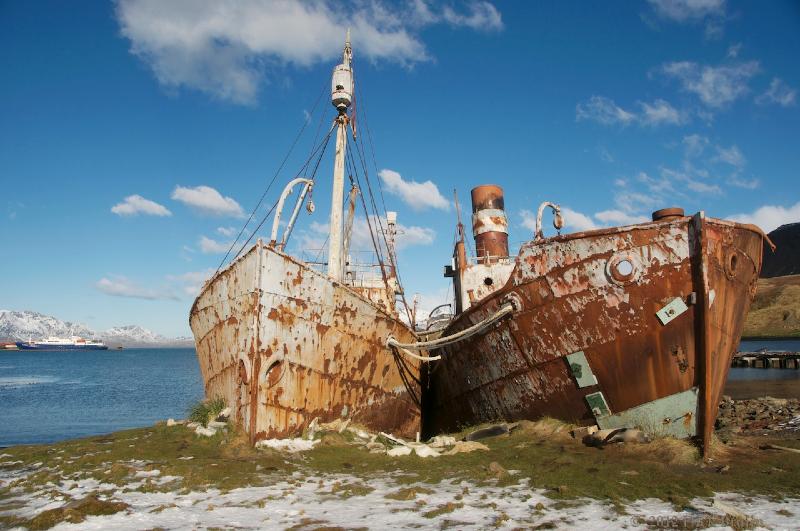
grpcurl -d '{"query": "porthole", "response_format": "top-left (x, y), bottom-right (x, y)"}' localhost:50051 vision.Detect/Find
top-left (483, 277), bottom-right (494, 286)
top-left (606, 253), bottom-right (641, 285)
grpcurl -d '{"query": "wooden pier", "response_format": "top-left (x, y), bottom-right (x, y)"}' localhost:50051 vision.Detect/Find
top-left (732, 351), bottom-right (800, 369)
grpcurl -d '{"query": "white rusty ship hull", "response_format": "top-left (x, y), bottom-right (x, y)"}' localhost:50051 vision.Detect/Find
top-left (190, 242), bottom-right (421, 442)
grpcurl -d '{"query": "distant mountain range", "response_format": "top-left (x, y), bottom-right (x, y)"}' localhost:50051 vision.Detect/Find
top-left (0, 310), bottom-right (194, 348)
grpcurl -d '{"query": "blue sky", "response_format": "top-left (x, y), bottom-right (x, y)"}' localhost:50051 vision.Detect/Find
top-left (1, 0), bottom-right (798, 337)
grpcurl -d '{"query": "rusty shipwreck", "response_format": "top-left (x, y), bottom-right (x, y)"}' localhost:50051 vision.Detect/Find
top-left (190, 34), bottom-right (421, 443)
top-left (395, 185), bottom-right (773, 454)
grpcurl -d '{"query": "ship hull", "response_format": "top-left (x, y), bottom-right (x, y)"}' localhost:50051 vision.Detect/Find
top-left (15, 343), bottom-right (108, 351)
top-left (423, 215), bottom-right (765, 453)
top-left (190, 242), bottom-right (421, 442)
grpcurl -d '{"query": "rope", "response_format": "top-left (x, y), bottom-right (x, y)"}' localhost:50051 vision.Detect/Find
top-left (387, 302), bottom-right (515, 355)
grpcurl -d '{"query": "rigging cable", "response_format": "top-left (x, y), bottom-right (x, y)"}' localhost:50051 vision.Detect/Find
top-left (214, 84), bottom-right (327, 275)
top-left (231, 121), bottom-right (336, 261)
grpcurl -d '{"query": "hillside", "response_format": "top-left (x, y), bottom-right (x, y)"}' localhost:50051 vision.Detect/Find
top-left (761, 223), bottom-right (800, 278)
top-left (743, 274), bottom-right (800, 338)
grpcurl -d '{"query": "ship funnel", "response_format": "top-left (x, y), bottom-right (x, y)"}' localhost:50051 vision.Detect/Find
top-left (470, 185), bottom-right (509, 263)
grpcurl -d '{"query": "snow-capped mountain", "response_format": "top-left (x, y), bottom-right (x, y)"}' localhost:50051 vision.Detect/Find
top-left (0, 310), bottom-right (98, 342)
top-left (0, 310), bottom-right (193, 347)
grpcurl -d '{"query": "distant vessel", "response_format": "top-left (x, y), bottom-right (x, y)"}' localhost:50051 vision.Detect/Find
top-left (15, 336), bottom-right (108, 351)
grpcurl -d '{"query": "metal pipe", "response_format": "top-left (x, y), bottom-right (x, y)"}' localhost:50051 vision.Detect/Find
top-left (270, 178), bottom-right (313, 247)
top-left (278, 179), bottom-right (314, 251)
top-left (534, 201), bottom-right (564, 240)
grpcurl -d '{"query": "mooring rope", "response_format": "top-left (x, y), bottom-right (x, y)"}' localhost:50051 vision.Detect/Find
top-left (386, 302), bottom-right (516, 361)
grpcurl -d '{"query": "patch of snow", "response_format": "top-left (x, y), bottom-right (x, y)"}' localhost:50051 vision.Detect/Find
top-left (254, 438), bottom-right (319, 452)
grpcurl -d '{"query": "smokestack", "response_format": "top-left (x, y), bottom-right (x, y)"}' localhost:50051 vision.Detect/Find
top-left (471, 185), bottom-right (509, 263)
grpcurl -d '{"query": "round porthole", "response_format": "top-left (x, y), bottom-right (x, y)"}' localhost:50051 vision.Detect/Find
top-left (606, 253), bottom-right (641, 284)
top-left (484, 277), bottom-right (494, 286)
top-left (725, 251), bottom-right (739, 280)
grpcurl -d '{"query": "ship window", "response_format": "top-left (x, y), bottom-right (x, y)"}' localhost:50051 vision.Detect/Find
top-left (483, 277), bottom-right (494, 286)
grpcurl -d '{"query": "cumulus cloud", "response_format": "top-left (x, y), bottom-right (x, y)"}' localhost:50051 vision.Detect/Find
top-left (638, 99), bottom-right (686, 125)
top-left (646, 0), bottom-right (726, 38)
top-left (714, 144), bottom-right (745, 168)
top-left (662, 61), bottom-right (760, 107)
top-left (111, 194), bottom-right (172, 216)
top-left (303, 215), bottom-right (435, 253)
top-left (594, 210), bottom-right (650, 225)
top-left (728, 202), bottom-right (800, 233)
top-left (96, 276), bottom-right (179, 300)
top-left (519, 207), bottom-right (596, 234)
top-left (756, 78), bottom-right (797, 107)
top-left (216, 226), bottom-right (238, 237)
top-left (116, 0), bottom-right (502, 104)
top-left (682, 134), bottom-right (709, 157)
top-left (167, 269), bottom-right (215, 296)
top-left (647, 0), bottom-right (725, 21)
top-left (172, 185), bottom-right (244, 217)
top-left (575, 96), bottom-right (636, 126)
top-left (378, 169), bottom-right (450, 211)
top-left (576, 96), bottom-right (685, 126)
top-left (441, 1), bottom-right (503, 31)
top-left (199, 235), bottom-right (232, 254)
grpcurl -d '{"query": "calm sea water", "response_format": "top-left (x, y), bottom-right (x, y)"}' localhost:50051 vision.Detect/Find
top-left (0, 348), bottom-right (203, 447)
top-left (1, 340), bottom-right (798, 448)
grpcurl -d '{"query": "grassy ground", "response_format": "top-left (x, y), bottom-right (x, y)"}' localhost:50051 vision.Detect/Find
top-left (744, 274), bottom-right (800, 338)
top-left (1, 419), bottom-right (799, 529)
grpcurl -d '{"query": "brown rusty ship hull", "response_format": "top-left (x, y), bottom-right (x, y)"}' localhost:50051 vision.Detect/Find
top-left (424, 214), bottom-right (766, 453)
top-left (190, 242), bottom-right (421, 442)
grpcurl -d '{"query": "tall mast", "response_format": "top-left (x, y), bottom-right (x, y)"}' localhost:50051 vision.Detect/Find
top-left (327, 30), bottom-right (353, 281)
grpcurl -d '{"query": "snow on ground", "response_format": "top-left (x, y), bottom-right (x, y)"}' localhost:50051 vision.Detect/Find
top-left (1, 471), bottom-right (797, 530)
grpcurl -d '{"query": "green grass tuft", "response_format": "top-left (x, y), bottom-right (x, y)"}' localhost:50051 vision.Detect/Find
top-left (188, 397), bottom-right (227, 427)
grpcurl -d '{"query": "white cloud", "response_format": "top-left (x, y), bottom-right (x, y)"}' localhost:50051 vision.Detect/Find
top-left (614, 190), bottom-right (661, 213)
top-left (305, 215), bottom-right (435, 252)
top-left (576, 96), bottom-right (686, 126)
top-left (756, 78), bottom-right (797, 107)
top-left (116, 0), bottom-right (502, 104)
top-left (662, 61), bottom-right (760, 107)
top-left (561, 207), bottom-right (597, 231)
top-left (594, 210), bottom-right (650, 225)
top-left (647, 0), bottom-right (725, 22)
top-left (111, 194), bottom-right (172, 216)
top-left (638, 99), bottom-right (685, 125)
top-left (167, 269), bottom-right (215, 296)
top-left (575, 96), bottom-right (636, 126)
top-left (199, 235), bottom-right (232, 254)
top-left (682, 134), bottom-right (709, 157)
top-left (216, 226), bottom-right (238, 237)
top-left (96, 276), bottom-right (179, 300)
top-left (726, 43), bottom-right (742, 59)
top-left (661, 166), bottom-right (721, 195)
top-left (441, 1), bottom-right (503, 31)
top-left (598, 146), bottom-right (614, 163)
top-left (714, 144), bottom-right (745, 168)
top-left (729, 202), bottom-right (800, 233)
top-left (519, 207), bottom-right (596, 234)
top-left (378, 169), bottom-right (450, 211)
top-left (727, 175), bottom-right (759, 189)
top-left (172, 185), bottom-right (244, 217)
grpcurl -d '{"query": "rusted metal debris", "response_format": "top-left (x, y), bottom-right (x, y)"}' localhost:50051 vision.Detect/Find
top-left (424, 185), bottom-right (768, 457)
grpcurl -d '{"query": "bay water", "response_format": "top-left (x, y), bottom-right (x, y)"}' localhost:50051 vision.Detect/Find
top-left (0, 348), bottom-right (203, 447)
